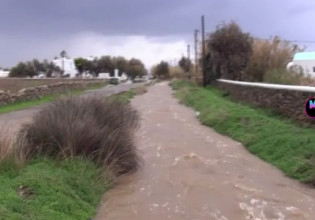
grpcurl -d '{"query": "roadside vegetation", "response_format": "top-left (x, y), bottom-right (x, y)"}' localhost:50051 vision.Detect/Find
top-left (108, 85), bottom-right (148, 104)
top-left (74, 56), bottom-right (147, 79)
top-left (0, 89), bottom-right (141, 219)
top-left (171, 80), bottom-right (315, 185)
top-left (8, 53), bottom-right (147, 79)
top-left (153, 21), bottom-right (309, 86)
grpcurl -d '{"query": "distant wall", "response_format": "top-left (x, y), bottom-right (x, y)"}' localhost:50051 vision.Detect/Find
top-left (215, 79), bottom-right (315, 126)
top-left (0, 80), bottom-right (106, 107)
top-left (0, 78), bottom-right (103, 92)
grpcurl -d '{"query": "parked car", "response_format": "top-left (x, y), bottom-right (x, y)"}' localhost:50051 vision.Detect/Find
top-left (109, 77), bottom-right (120, 85)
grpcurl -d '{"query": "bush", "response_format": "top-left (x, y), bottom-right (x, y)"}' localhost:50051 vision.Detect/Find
top-left (206, 21), bottom-right (252, 81)
top-left (244, 37), bottom-right (304, 82)
top-left (0, 127), bottom-right (15, 162)
top-left (169, 66), bottom-right (186, 79)
top-left (263, 68), bottom-right (308, 85)
top-left (17, 96), bottom-right (140, 178)
top-left (152, 61), bottom-right (170, 79)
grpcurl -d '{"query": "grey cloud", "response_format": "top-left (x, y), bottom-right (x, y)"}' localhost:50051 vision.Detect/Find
top-left (0, 0), bottom-right (314, 67)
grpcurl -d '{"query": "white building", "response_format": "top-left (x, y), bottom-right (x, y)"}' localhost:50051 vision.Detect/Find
top-left (98, 73), bottom-right (111, 79)
top-left (98, 69), bottom-right (128, 81)
top-left (52, 57), bottom-right (78, 78)
top-left (287, 52), bottom-right (315, 77)
top-left (0, 69), bottom-right (9, 78)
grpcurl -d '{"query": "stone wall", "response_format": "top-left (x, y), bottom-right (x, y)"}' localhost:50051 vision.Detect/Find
top-left (0, 80), bottom-right (106, 106)
top-left (215, 79), bottom-right (315, 126)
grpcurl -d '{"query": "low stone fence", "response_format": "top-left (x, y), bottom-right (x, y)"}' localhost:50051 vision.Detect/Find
top-left (215, 79), bottom-right (315, 126)
top-left (0, 80), bottom-right (106, 106)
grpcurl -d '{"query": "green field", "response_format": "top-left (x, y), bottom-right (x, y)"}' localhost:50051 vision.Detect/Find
top-left (171, 80), bottom-right (315, 185)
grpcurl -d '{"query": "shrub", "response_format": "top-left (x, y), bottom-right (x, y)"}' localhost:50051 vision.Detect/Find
top-left (17, 96), bottom-right (140, 178)
top-left (206, 21), bottom-right (252, 81)
top-left (263, 68), bottom-right (308, 85)
top-left (169, 66), bottom-right (186, 79)
top-left (178, 57), bottom-right (192, 79)
top-left (0, 127), bottom-right (15, 162)
top-left (0, 126), bottom-right (26, 168)
top-left (244, 36), bottom-right (304, 82)
top-left (152, 61), bottom-right (170, 79)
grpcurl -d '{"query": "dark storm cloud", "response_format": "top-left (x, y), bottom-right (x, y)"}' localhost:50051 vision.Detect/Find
top-left (0, 0), bottom-right (312, 37)
top-left (0, 0), bottom-right (315, 67)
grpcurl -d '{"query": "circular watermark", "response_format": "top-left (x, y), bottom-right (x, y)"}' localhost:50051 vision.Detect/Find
top-left (305, 97), bottom-right (315, 118)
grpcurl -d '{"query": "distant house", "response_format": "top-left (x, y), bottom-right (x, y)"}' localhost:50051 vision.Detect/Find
top-left (52, 57), bottom-right (78, 78)
top-left (98, 73), bottom-right (110, 79)
top-left (287, 52), bottom-right (315, 77)
top-left (0, 69), bottom-right (9, 78)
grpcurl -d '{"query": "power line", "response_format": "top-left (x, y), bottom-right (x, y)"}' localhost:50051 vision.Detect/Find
top-left (205, 32), bottom-right (315, 44)
top-left (255, 38), bottom-right (315, 44)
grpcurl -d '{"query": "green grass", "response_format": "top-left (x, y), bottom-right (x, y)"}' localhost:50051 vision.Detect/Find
top-left (171, 80), bottom-right (315, 185)
top-left (108, 86), bottom-right (147, 104)
top-left (0, 83), bottom-right (107, 115)
top-left (0, 158), bottom-right (109, 220)
top-left (108, 90), bottom-right (137, 104)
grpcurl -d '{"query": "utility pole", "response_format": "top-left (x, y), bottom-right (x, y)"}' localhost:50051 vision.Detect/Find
top-left (187, 44), bottom-right (191, 79)
top-left (187, 44), bottom-right (190, 60)
top-left (201, 15), bottom-right (206, 87)
top-left (194, 29), bottom-right (199, 81)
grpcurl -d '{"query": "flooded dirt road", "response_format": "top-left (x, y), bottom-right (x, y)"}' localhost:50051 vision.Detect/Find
top-left (95, 82), bottom-right (315, 220)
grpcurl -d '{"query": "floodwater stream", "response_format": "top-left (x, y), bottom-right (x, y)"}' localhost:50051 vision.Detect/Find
top-left (95, 82), bottom-right (315, 220)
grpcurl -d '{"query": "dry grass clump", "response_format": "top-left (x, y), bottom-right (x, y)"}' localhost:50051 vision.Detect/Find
top-left (133, 86), bottom-right (147, 95)
top-left (0, 127), bottom-right (15, 162)
top-left (0, 126), bottom-right (27, 167)
top-left (16, 95), bottom-right (140, 178)
top-left (169, 66), bottom-right (187, 79)
top-left (244, 36), bottom-right (305, 84)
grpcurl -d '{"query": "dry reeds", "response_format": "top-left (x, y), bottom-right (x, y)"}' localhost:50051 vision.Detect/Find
top-left (244, 36), bottom-right (305, 84)
top-left (15, 95), bottom-right (140, 178)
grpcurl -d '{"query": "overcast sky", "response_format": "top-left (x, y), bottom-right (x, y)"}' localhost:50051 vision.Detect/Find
top-left (0, 0), bottom-right (315, 68)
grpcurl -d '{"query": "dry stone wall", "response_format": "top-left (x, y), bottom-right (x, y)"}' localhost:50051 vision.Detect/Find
top-left (215, 79), bottom-right (315, 126)
top-left (0, 80), bottom-right (106, 106)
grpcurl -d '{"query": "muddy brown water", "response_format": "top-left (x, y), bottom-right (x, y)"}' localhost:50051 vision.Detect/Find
top-left (94, 82), bottom-right (315, 220)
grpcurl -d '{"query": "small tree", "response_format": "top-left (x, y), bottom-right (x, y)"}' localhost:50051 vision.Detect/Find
top-left (178, 57), bottom-right (192, 78)
top-left (152, 61), bottom-right (169, 79)
top-left (112, 56), bottom-right (128, 76)
top-left (127, 58), bottom-right (146, 79)
top-left (9, 60), bottom-right (61, 78)
top-left (207, 21), bottom-right (252, 81)
top-left (97, 56), bottom-right (114, 76)
top-left (74, 58), bottom-right (90, 76)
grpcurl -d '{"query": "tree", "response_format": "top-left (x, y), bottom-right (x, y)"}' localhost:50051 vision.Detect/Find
top-left (74, 58), bottom-right (90, 76)
top-left (206, 21), bottom-right (252, 81)
top-left (127, 58), bottom-right (147, 79)
top-left (60, 50), bottom-right (67, 58)
top-left (178, 57), bottom-right (192, 78)
top-left (112, 56), bottom-right (128, 76)
top-left (97, 56), bottom-right (115, 75)
top-left (43, 60), bottom-right (62, 77)
top-left (152, 61), bottom-right (169, 79)
top-left (9, 60), bottom-right (61, 78)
